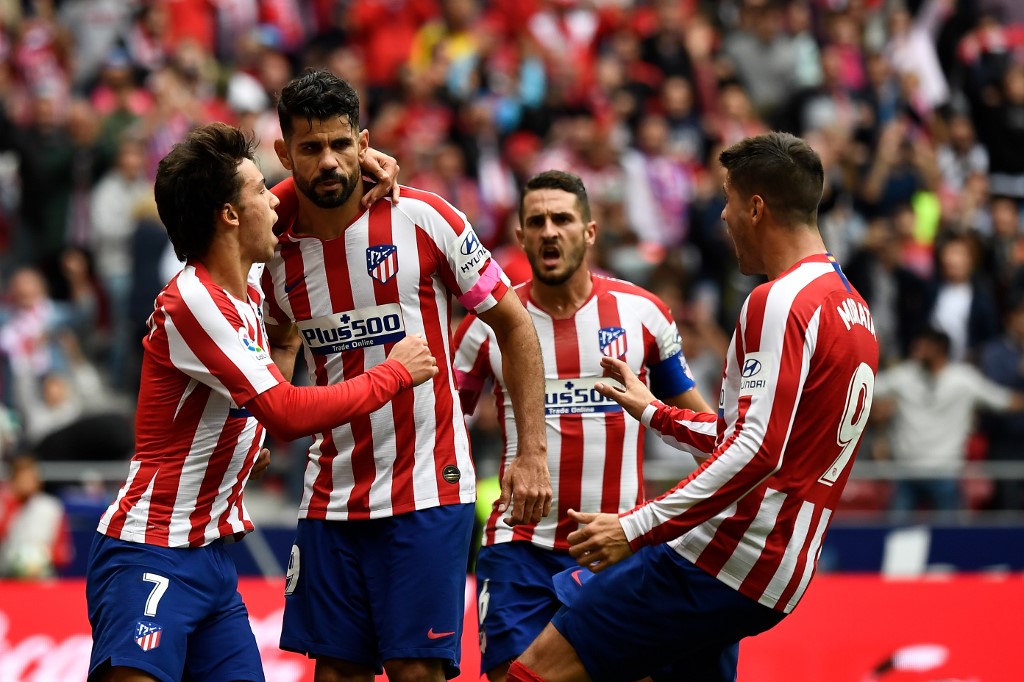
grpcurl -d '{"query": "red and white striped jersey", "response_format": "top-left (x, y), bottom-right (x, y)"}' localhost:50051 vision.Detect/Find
top-left (621, 253), bottom-right (879, 613)
top-left (98, 263), bottom-right (285, 548)
top-left (454, 274), bottom-right (694, 550)
top-left (264, 179), bottom-right (510, 520)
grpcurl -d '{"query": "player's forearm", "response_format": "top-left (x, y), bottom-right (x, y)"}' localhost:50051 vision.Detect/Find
top-left (246, 360), bottom-right (412, 441)
top-left (621, 429), bottom-right (778, 549)
top-left (499, 323), bottom-right (548, 455)
top-left (269, 343), bottom-right (300, 382)
top-left (642, 401), bottom-right (718, 455)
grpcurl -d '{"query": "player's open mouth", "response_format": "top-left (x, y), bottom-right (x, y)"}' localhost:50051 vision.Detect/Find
top-left (541, 245), bottom-right (560, 267)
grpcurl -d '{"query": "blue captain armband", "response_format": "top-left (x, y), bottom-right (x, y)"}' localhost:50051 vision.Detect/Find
top-left (648, 351), bottom-right (696, 398)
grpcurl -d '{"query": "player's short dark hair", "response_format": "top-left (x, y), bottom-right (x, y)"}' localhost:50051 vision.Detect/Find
top-left (154, 122), bottom-right (254, 262)
top-left (719, 132), bottom-right (824, 227)
top-left (520, 170), bottom-right (592, 223)
top-left (277, 69), bottom-right (360, 140)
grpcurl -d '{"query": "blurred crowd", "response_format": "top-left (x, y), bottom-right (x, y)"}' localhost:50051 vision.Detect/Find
top-left (3, 0), bottom-right (1024, 575)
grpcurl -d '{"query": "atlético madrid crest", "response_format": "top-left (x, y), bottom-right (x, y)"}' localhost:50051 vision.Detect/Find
top-left (134, 620), bottom-right (162, 651)
top-left (598, 326), bottom-right (627, 358)
top-left (366, 244), bottom-right (399, 284)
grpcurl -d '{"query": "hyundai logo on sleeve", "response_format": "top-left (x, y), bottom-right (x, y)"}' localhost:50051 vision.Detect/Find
top-left (739, 352), bottom-right (769, 395)
top-left (460, 232), bottom-right (480, 255)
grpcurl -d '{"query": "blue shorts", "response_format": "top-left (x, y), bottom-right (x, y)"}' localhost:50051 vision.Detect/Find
top-left (281, 504), bottom-right (475, 677)
top-left (551, 544), bottom-right (787, 682)
top-left (475, 542), bottom-right (578, 673)
top-left (86, 533), bottom-right (263, 682)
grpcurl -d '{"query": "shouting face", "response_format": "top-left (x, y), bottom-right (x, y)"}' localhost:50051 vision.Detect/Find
top-left (517, 187), bottom-right (596, 286)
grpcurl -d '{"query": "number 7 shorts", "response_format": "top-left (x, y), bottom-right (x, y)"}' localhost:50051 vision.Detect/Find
top-left (85, 532), bottom-right (264, 682)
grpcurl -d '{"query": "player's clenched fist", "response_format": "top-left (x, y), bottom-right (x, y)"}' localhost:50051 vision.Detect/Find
top-left (388, 334), bottom-right (438, 386)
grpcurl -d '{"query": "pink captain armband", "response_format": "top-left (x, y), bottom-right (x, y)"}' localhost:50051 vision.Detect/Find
top-left (458, 259), bottom-right (505, 311)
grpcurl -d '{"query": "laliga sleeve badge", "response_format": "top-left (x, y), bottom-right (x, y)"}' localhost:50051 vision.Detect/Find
top-left (442, 465), bottom-right (461, 484)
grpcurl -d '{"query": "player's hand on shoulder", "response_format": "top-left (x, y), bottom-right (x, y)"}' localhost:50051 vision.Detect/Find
top-left (566, 509), bottom-right (633, 573)
top-left (388, 334), bottom-right (437, 386)
top-left (361, 147), bottom-right (401, 207)
top-left (595, 357), bottom-right (656, 422)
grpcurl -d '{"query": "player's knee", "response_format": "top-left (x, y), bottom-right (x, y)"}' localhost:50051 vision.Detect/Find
top-left (486, 660), bottom-right (512, 682)
top-left (312, 655), bottom-right (375, 682)
top-left (383, 658), bottom-right (446, 682)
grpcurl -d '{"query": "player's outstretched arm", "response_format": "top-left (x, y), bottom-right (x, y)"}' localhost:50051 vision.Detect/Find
top-left (595, 356), bottom-right (656, 422)
top-left (360, 146), bottom-right (401, 206)
top-left (244, 356), bottom-right (420, 442)
top-left (478, 290), bottom-right (552, 526)
top-left (566, 509), bottom-right (633, 573)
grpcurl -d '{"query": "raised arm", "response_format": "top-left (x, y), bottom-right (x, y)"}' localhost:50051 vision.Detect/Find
top-left (596, 356), bottom-right (718, 460)
top-left (477, 289), bottom-right (551, 526)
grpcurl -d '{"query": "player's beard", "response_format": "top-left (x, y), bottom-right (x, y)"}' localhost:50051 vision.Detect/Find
top-left (295, 169), bottom-right (359, 209)
top-left (529, 242), bottom-right (586, 286)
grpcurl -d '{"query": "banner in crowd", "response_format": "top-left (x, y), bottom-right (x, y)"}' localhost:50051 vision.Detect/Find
top-left (0, 575), bottom-right (1018, 681)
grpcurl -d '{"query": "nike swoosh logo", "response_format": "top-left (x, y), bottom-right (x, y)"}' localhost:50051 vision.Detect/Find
top-left (427, 628), bottom-right (455, 639)
top-left (284, 278), bottom-right (303, 294)
top-left (571, 569), bottom-right (584, 586)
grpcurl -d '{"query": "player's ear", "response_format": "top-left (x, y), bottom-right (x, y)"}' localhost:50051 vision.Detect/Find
top-left (358, 128), bottom-right (369, 160)
top-left (221, 203), bottom-right (240, 226)
top-left (274, 139), bottom-right (293, 171)
top-left (751, 195), bottom-right (765, 222)
top-left (585, 220), bottom-right (597, 247)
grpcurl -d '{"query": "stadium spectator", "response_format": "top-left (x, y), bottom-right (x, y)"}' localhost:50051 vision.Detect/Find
top-left (89, 134), bottom-right (151, 386)
top-left (883, 0), bottom-right (954, 113)
top-left (925, 234), bottom-right (1000, 362)
top-left (873, 327), bottom-right (1024, 517)
top-left (264, 70), bottom-right (549, 682)
top-left (0, 452), bottom-right (71, 578)
top-left (85, 120), bottom-right (433, 682)
top-left (721, 0), bottom-right (801, 125)
top-left (845, 217), bottom-right (929, 363)
top-left (454, 169), bottom-right (711, 681)
top-left (978, 302), bottom-right (1024, 509)
top-left (507, 131), bottom-right (879, 682)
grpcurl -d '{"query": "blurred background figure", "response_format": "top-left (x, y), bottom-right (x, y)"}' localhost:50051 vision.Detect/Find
top-left (872, 328), bottom-right (1024, 518)
top-left (0, 452), bottom-right (71, 578)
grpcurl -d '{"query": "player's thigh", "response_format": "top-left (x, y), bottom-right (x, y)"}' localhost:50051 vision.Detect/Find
top-left (371, 504), bottom-right (476, 677)
top-left (185, 588), bottom-right (264, 682)
top-left (93, 666), bottom-right (161, 682)
top-left (551, 544), bottom-right (786, 682)
top-left (649, 642), bottom-right (739, 682)
top-left (86, 535), bottom-right (219, 682)
top-left (280, 519), bottom-right (379, 668)
top-left (476, 543), bottom-right (577, 674)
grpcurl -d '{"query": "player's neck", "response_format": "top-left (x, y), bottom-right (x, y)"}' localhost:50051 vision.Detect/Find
top-left (764, 224), bottom-right (827, 279)
top-left (532, 269), bottom-right (593, 319)
top-left (202, 244), bottom-right (251, 301)
top-left (293, 179), bottom-right (366, 240)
